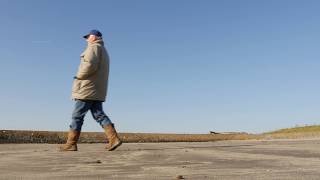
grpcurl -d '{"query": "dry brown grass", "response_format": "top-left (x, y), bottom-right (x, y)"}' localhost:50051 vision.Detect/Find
top-left (262, 125), bottom-right (320, 139)
top-left (0, 130), bottom-right (259, 143)
top-left (3, 125), bottom-right (320, 143)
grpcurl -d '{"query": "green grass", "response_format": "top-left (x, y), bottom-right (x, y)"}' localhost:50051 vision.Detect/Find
top-left (266, 125), bottom-right (320, 134)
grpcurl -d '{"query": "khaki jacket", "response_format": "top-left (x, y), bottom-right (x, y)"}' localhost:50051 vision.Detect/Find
top-left (72, 39), bottom-right (109, 101)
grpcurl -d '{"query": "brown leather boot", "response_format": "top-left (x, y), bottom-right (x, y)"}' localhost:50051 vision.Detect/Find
top-left (104, 123), bottom-right (122, 151)
top-left (59, 129), bottom-right (81, 151)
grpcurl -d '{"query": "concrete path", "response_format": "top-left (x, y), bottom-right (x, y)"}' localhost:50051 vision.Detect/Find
top-left (1, 139), bottom-right (320, 179)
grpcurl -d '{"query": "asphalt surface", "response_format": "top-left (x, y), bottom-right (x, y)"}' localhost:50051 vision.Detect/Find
top-left (1, 139), bottom-right (320, 179)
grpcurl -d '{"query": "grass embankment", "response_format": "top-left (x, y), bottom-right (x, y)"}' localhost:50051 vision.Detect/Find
top-left (263, 125), bottom-right (320, 139)
top-left (2, 125), bottom-right (320, 143)
top-left (0, 130), bottom-right (257, 144)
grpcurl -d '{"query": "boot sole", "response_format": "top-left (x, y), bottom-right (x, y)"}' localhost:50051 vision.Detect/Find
top-left (59, 148), bottom-right (78, 151)
top-left (59, 145), bottom-right (78, 151)
top-left (107, 141), bottom-right (122, 151)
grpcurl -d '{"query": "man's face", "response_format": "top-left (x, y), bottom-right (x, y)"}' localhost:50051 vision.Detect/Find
top-left (86, 34), bottom-right (97, 43)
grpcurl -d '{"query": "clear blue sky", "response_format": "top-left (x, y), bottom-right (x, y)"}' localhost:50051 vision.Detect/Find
top-left (1, 0), bottom-right (320, 133)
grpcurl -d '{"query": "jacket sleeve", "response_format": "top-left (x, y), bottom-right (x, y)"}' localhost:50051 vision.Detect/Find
top-left (76, 45), bottom-right (100, 80)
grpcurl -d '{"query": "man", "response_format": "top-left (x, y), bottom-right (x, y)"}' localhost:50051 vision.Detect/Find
top-left (60, 29), bottom-right (122, 151)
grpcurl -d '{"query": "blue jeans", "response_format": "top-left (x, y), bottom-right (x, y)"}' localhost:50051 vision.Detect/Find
top-left (69, 99), bottom-right (112, 131)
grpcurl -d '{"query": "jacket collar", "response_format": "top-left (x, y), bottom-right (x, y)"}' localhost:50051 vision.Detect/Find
top-left (89, 39), bottom-right (104, 46)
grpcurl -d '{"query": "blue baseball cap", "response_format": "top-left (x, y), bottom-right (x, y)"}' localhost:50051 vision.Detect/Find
top-left (83, 29), bottom-right (102, 39)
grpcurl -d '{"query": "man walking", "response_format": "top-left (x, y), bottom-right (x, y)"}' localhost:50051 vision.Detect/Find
top-left (60, 29), bottom-right (122, 151)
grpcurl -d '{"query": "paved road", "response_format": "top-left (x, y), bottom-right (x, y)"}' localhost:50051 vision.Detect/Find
top-left (1, 139), bottom-right (320, 179)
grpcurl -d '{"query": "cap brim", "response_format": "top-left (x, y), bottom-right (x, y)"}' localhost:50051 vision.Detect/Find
top-left (83, 34), bottom-right (90, 39)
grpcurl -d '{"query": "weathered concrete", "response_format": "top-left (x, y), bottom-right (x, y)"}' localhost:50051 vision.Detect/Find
top-left (1, 139), bottom-right (320, 179)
